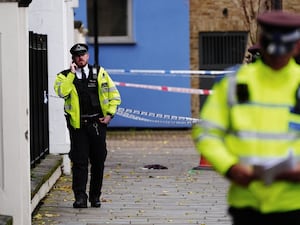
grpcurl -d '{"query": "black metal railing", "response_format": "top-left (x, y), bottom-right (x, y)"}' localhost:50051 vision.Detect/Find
top-left (29, 31), bottom-right (49, 168)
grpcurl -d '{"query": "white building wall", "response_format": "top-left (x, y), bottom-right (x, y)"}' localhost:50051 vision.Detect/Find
top-left (0, 2), bottom-right (31, 225)
top-left (29, 0), bottom-right (79, 157)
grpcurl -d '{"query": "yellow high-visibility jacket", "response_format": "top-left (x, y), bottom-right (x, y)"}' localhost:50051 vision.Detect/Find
top-left (54, 66), bottom-right (121, 128)
top-left (193, 58), bottom-right (300, 213)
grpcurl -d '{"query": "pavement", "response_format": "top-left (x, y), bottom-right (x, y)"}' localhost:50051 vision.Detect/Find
top-left (31, 129), bottom-right (232, 225)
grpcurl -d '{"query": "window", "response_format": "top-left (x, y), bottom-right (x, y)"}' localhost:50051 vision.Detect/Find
top-left (199, 31), bottom-right (248, 70)
top-left (87, 0), bottom-right (134, 44)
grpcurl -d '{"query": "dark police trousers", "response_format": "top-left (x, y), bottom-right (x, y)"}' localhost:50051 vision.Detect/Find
top-left (229, 207), bottom-right (300, 225)
top-left (68, 118), bottom-right (107, 201)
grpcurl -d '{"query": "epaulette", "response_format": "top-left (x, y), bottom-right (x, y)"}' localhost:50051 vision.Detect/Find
top-left (58, 69), bottom-right (71, 77)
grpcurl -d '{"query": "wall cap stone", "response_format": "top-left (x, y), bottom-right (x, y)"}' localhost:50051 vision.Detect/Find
top-left (0, 0), bottom-right (32, 7)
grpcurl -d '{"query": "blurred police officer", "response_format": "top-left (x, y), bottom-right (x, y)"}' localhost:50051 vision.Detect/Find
top-left (54, 43), bottom-right (121, 208)
top-left (193, 11), bottom-right (300, 225)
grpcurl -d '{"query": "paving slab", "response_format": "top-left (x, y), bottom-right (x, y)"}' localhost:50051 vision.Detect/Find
top-left (32, 129), bottom-right (232, 225)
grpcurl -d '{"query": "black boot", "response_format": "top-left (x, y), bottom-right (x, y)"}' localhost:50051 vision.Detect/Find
top-left (89, 197), bottom-right (101, 208)
top-left (73, 193), bottom-right (88, 208)
top-left (73, 198), bottom-right (87, 208)
top-left (89, 193), bottom-right (101, 208)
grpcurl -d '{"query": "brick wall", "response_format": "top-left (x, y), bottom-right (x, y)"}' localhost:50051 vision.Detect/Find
top-left (190, 0), bottom-right (300, 118)
top-left (284, 1), bottom-right (300, 12)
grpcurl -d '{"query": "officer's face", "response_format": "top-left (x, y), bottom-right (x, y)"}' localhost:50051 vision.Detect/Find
top-left (260, 36), bottom-right (297, 70)
top-left (73, 53), bottom-right (89, 68)
top-left (262, 50), bottom-right (295, 70)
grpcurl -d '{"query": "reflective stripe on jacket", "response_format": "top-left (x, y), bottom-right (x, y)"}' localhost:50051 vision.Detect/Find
top-left (192, 59), bottom-right (300, 213)
top-left (54, 66), bottom-right (121, 128)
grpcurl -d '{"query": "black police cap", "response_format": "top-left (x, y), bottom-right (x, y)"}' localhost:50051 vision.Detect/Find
top-left (248, 43), bottom-right (261, 54)
top-left (257, 10), bottom-right (300, 32)
top-left (257, 11), bottom-right (300, 55)
top-left (70, 43), bottom-right (88, 56)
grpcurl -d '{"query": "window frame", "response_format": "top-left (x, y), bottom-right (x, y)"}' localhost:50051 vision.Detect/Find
top-left (87, 0), bottom-right (134, 44)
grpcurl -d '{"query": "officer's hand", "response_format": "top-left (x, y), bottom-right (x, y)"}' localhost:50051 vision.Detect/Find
top-left (226, 163), bottom-right (257, 187)
top-left (70, 62), bottom-right (78, 73)
top-left (99, 115), bottom-right (112, 124)
top-left (275, 163), bottom-right (300, 182)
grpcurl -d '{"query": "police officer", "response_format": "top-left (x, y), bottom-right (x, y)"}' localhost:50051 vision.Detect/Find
top-left (193, 11), bottom-right (300, 225)
top-left (246, 43), bottom-right (261, 63)
top-left (54, 43), bottom-right (121, 208)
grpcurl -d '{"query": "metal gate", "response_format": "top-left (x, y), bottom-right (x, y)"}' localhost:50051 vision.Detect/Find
top-left (29, 31), bottom-right (49, 168)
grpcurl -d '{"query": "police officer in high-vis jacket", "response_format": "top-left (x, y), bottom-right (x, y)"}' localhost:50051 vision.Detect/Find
top-left (54, 43), bottom-right (121, 208)
top-left (193, 11), bottom-right (300, 225)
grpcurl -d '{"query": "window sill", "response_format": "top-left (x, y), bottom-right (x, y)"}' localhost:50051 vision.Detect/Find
top-left (87, 36), bottom-right (136, 45)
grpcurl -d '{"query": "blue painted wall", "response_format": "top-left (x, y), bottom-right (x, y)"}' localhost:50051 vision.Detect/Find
top-left (75, 0), bottom-right (190, 128)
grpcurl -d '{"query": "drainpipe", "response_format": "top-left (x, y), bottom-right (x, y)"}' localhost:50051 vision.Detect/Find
top-left (272, 0), bottom-right (282, 10)
top-left (93, 0), bottom-right (99, 66)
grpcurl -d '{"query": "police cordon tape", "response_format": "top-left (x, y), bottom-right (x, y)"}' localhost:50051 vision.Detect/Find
top-left (114, 81), bottom-right (213, 95)
top-left (48, 93), bottom-right (201, 125)
top-left (111, 69), bottom-right (236, 95)
top-left (107, 69), bottom-right (235, 76)
top-left (116, 107), bottom-right (201, 125)
top-left (49, 69), bottom-right (232, 124)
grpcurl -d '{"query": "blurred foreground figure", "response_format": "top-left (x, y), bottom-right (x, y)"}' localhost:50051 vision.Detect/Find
top-left (193, 11), bottom-right (300, 225)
